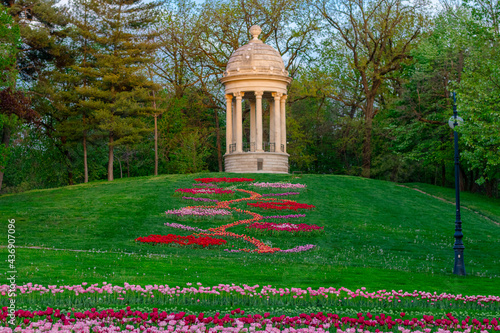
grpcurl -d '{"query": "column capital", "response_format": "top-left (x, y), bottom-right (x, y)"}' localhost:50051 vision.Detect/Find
top-left (254, 91), bottom-right (264, 97)
top-left (272, 92), bottom-right (283, 99)
top-left (281, 94), bottom-right (288, 101)
top-left (225, 94), bottom-right (233, 101)
top-left (234, 91), bottom-right (244, 99)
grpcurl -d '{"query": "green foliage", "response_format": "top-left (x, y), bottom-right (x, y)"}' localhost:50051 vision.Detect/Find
top-left (167, 128), bottom-right (211, 173)
top-left (380, 5), bottom-right (499, 193)
top-left (1, 0), bottom-right (499, 198)
top-left (0, 6), bottom-right (20, 86)
top-left (0, 114), bottom-right (14, 169)
top-left (70, 0), bottom-right (162, 180)
top-left (454, 1), bottom-right (500, 193)
top-left (1, 125), bottom-right (69, 191)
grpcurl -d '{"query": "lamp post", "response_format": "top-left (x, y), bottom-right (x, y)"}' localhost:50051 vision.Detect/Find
top-left (448, 92), bottom-right (466, 276)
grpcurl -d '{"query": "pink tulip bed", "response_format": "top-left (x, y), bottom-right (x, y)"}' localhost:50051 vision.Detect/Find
top-left (165, 208), bottom-right (232, 220)
top-left (2, 283), bottom-right (500, 332)
top-left (251, 182), bottom-right (307, 190)
top-left (2, 307), bottom-right (500, 333)
top-left (182, 196), bottom-right (219, 203)
top-left (173, 188), bottom-right (235, 198)
top-left (136, 178), bottom-right (321, 253)
top-left (2, 284), bottom-right (499, 312)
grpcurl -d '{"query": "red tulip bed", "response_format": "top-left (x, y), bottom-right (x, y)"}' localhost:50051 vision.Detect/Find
top-left (135, 234), bottom-right (227, 247)
top-left (194, 177), bottom-right (255, 183)
top-left (136, 178), bottom-right (321, 253)
top-left (2, 307), bottom-right (500, 332)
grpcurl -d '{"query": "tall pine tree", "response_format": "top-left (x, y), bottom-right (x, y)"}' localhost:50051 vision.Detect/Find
top-left (74, 0), bottom-right (161, 181)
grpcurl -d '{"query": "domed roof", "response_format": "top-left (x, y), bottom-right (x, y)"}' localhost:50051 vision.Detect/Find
top-left (224, 25), bottom-right (289, 78)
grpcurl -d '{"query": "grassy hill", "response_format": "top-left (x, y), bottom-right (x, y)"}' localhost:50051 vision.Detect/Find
top-left (1, 173), bottom-right (499, 296)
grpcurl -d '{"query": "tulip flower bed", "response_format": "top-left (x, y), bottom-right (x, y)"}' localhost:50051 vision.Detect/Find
top-left (265, 214), bottom-right (307, 220)
top-left (2, 307), bottom-right (500, 332)
top-left (165, 207), bottom-right (232, 220)
top-left (137, 178), bottom-right (318, 253)
top-left (164, 222), bottom-right (207, 232)
top-left (194, 177), bottom-right (255, 183)
top-left (193, 183), bottom-right (218, 188)
top-left (182, 196), bottom-right (219, 203)
top-left (174, 188), bottom-right (234, 198)
top-left (246, 222), bottom-right (324, 237)
top-left (261, 192), bottom-right (300, 197)
top-left (3, 283), bottom-right (500, 313)
top-left (247, 201), bottom-right (315, 211)
top-left (135, 235), bottom-right (227, 247)
top-left (251, 182), bottom-right (307, 190)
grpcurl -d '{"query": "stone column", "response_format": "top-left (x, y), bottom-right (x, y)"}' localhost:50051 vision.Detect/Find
top-left (255, 91), bottom-right (263, 152)
top-left (273, 92), bottom-right (282, 152)
top-left (281, 94), bottom-right (287, 153)
top-left (269, 99), bottom-right (275, 146)
top-left (250, 98), bottom-right (256, 150)
top-left (225, 94), bottom-right (233, 154)
top-left (235, 92), bottom-right (243, 153)
top-left (232, 98), bottom-right (236, 147)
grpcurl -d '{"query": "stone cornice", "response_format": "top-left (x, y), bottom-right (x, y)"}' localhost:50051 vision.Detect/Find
top-left (220, 73), bottom-right (292, 85)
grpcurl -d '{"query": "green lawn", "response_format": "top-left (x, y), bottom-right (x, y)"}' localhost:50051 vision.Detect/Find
top-left (1, 173), bottom-right (499, 297)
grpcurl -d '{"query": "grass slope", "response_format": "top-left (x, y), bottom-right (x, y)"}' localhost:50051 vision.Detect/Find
top-left (1, 173), bottom-right (499, 295)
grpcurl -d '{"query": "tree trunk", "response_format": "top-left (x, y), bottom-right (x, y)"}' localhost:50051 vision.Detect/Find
top-left (118, 156), bottom-right (123, 178)
top-left (361, 120), bottom-right (372, 178)
top-left (0, 170), bottom-right (4, 192)
top-left (126, 150), bottom-right (130, 178)
top-left (459, 166), bottom-right (467, 192)
top-left (108, 133), bottom-right (114, 181)
top-left (0, 125), bottom-right (12, 191)
top-left (83, 133), bottom-right (88, 183)
top-left (361, 99), bottom-right (375, 178)
top-left (193, 140), bottom-right (197, 172)
top-left (154, 114), bottom-right (158, 176)
top-left (485, 178), bottom-right (494, 197)
top-left (61, 136), bottom-right (74, 185)
top-left (441, 163), bottom-right (446, 187)
top-left (468, 170), bottom-right (474, 192)
top-left (83, 115), bottom-right (89, 183)
top-left (67, 158), bottom-right (74, 185)
top-left (214, 109), bottom-right (223, 172)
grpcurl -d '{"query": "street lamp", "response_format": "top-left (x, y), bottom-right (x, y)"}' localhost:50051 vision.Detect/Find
top-left (448, 92), bottom-right (466, 276)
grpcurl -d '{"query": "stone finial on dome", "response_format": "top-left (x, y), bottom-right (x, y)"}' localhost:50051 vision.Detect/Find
top-left (249, 25), bottom-right (262, 43)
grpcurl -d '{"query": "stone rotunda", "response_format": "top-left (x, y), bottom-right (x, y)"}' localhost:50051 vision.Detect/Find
top-left (221, 25), bottom-right (292, 173)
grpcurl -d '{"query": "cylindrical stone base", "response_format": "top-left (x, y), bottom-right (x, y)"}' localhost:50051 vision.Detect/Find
top-left (224, 152), bottom-right (289, 174)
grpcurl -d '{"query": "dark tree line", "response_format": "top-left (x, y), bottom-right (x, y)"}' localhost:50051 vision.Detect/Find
top-left (1, 0), bottom-right (499, 197)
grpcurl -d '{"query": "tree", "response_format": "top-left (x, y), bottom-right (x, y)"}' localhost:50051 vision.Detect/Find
top-left (0, 6), bottom-right (19, 86)
top-left (316, 0), bottom-right (429, 177)
top-left (148, 0), bottom-right (198, 172)
top-left (0, 6), bottom-right (20, 190)
top-left (3, 0), bottom-right (71, 83)
top-left (286, 38), bottom-right (368, 174)
top-left (65, 0), bottom-right (100, 183)
top-left (75, 0), bottom-right (162, 181)
top-left (2, 0), bottom-right (81, 187)
top-left (383, 9), bottom-right (470, 186)
top-left (456, 0), bottom-right (500, 196)
top-left (0, 87), bottom-right (38, 190)
top-left (150, 0), bottom-right (320, 172)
